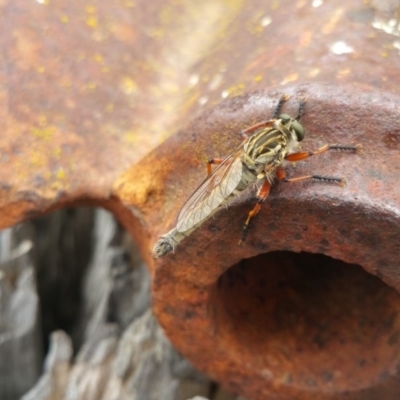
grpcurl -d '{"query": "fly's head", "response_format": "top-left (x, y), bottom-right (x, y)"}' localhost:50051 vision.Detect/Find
top-left (279, 113), bottom-right (305, 142)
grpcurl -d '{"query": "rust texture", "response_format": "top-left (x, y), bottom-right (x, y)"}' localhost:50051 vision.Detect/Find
top-left (2, 0), bottom-right (400, 399)
top-left (130, 84), bottom-right (400, 400)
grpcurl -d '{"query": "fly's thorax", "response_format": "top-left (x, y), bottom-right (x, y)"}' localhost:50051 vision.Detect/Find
top-left (242, 125), bottom-right (290, 173)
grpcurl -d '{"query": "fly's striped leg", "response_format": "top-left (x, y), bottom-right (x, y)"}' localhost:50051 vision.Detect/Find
top-left (239, 94), bottom-right (290, 140)
top-left (207, 158), bottom-right (223, 175)
top-left (295, 96), bottom-right (307, 120)
top-left (271, 93), bottom-right (291, 118)
top-left (238, 180), bottom-right (271, 247)
top-left (285, 143), bottom-right (362, 162)
top-left (276, 167), bottom-right (346, 186)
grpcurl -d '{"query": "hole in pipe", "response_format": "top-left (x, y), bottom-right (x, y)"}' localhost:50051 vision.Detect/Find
top-left (211, 251), bottom-right (400, 391)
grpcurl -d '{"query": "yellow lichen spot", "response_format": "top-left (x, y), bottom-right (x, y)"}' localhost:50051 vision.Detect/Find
top-left (299, 30), bottom-right (313, 47)
top-left (254, 74), bottom-right (263, 82)
top-left (60, 14), bottom-right (69, 24)
top-left (31, 126), bottom-right (56, 140)
top-left (148, 28), bottom-right (164, 39)
top-left (36, 65), bottom-right (45, 74)
top-left (106, 102), bottom-right (114, 112)
top-left (56, 168), bottom-right (66, 180)
top-left (246, 11), bottom-right (272, 35)
top-left (53, 148), bottom-right (61, 158)
top-left (159, 5), bottom-right (174, 25)
top-left (250, 24), bottom-right (264, 35)
top-left (125, 131), bottom-right (139, 143)
top-left (38, 115), bottom-right (47, 126)
top-left (124, 0), bottom-right (135, 7)
top-left (69, 161), bottom-right (76, 172)
top-left (308, 68), bottom-right (320, 77)
top-left (102, 66), bottom-right (110, 73)
top-left (381, 50), bottom-right (388, 57)
top-left (31, 153), bottom-right (45, 167)
top-left (86, 5), bottom-right (96, 13)
top-left (60, 78), bottom-right (72, 88)
top-left (281, 72), bottom-right (299, 84)
top-left (86, 82), bottom-right (97, 90)
top-left (337, 68), bottom-right (350, 78)
top-left (120, 77), bottom-right (137, 94)
top-left (50, 180), bottom-right (65, 192)
top-left (44, 170), bottom-right (52, 181)
top-left (93, 53), bottom-right (103, 63)
top-left (225, 83), bottom-right (245, 97)
top-left (322, 9), bottom-right (343, 35)
top-left (86, 15), bottom-right (98, 28)
top-left (271, 0), bottom-right (280, 9)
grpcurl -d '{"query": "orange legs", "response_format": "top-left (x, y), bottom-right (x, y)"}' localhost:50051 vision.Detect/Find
top-left (276, 167), bottom-right (346, 187)
top-left (206, 158), bottom-right (223, 175)
top-left (238, 141), bottom-right (362, 247)
top-left (281, 143), bottom-right (362, 187)
top-left (285, 143), bottom-right (362, 162)
top-left (238, 180), bottom-right (271, 246)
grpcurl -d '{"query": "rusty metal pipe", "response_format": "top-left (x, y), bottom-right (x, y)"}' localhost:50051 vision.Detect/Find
top-left (2, 0), bottom-right (400, 399)
top-left (114, 83), bottom-right (400, 400)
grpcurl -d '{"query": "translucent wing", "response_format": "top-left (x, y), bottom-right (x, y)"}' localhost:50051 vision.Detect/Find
top-left (176, 149), bottom-right (243, 233)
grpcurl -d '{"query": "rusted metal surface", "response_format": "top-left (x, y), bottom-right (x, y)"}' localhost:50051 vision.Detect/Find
top-left (118, 83), bottom-right (400, 399)
top-left (2, 0), bottom-right (400, 399)
top-left (1, 0), bottom-right (400, 227)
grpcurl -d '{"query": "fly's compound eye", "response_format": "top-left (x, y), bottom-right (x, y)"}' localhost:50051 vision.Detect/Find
top-left (279, 113), bottom-right (304, 141)
top-left (279, 113), bottom-right (291, 124)
top-left (292, 120), bottom-right (305, 142)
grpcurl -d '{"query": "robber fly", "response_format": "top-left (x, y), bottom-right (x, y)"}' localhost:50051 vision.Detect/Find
top-left (152, 94), bottom-right (361, 258)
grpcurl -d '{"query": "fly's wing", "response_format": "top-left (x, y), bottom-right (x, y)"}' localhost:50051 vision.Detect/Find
top-left (176, 150), bottom-right (243, 233)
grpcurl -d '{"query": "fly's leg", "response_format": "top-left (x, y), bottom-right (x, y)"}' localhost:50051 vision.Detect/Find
top-left (239, 120), bottom-right (276, 140)
top-left (286, 143), bottom-right (362, 162)
top-left (285, 143), bottom-right (362, 183)
top-left (238, 180), bottom-right (271, 247)
top-left (239, 94), bottom-right (290, 140)
top-left (207, 158), bottom-right (223, 175)
top-left (276, 168), bottom-right (346, 187)
top-left (295, 96), bottom-right (307, 121)
top-left (271, 93), bottom-right (291, 118)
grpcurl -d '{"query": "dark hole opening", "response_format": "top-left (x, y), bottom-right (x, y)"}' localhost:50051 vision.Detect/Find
top-left (211, 251), bottom-right (400, 391)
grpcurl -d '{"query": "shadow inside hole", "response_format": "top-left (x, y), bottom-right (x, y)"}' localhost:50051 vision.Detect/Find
top-left (211, 251), bottom-right (400, 391)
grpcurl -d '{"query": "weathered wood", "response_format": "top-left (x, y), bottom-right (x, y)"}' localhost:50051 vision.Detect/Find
top-left (0, 209), bottom-right (242, 400)
top-left (23, 311), bottom-right (214, 400)
top-left (0, 232), bottom-right (42, 400)
top-left (0, 209), bottom-right (242, 399)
